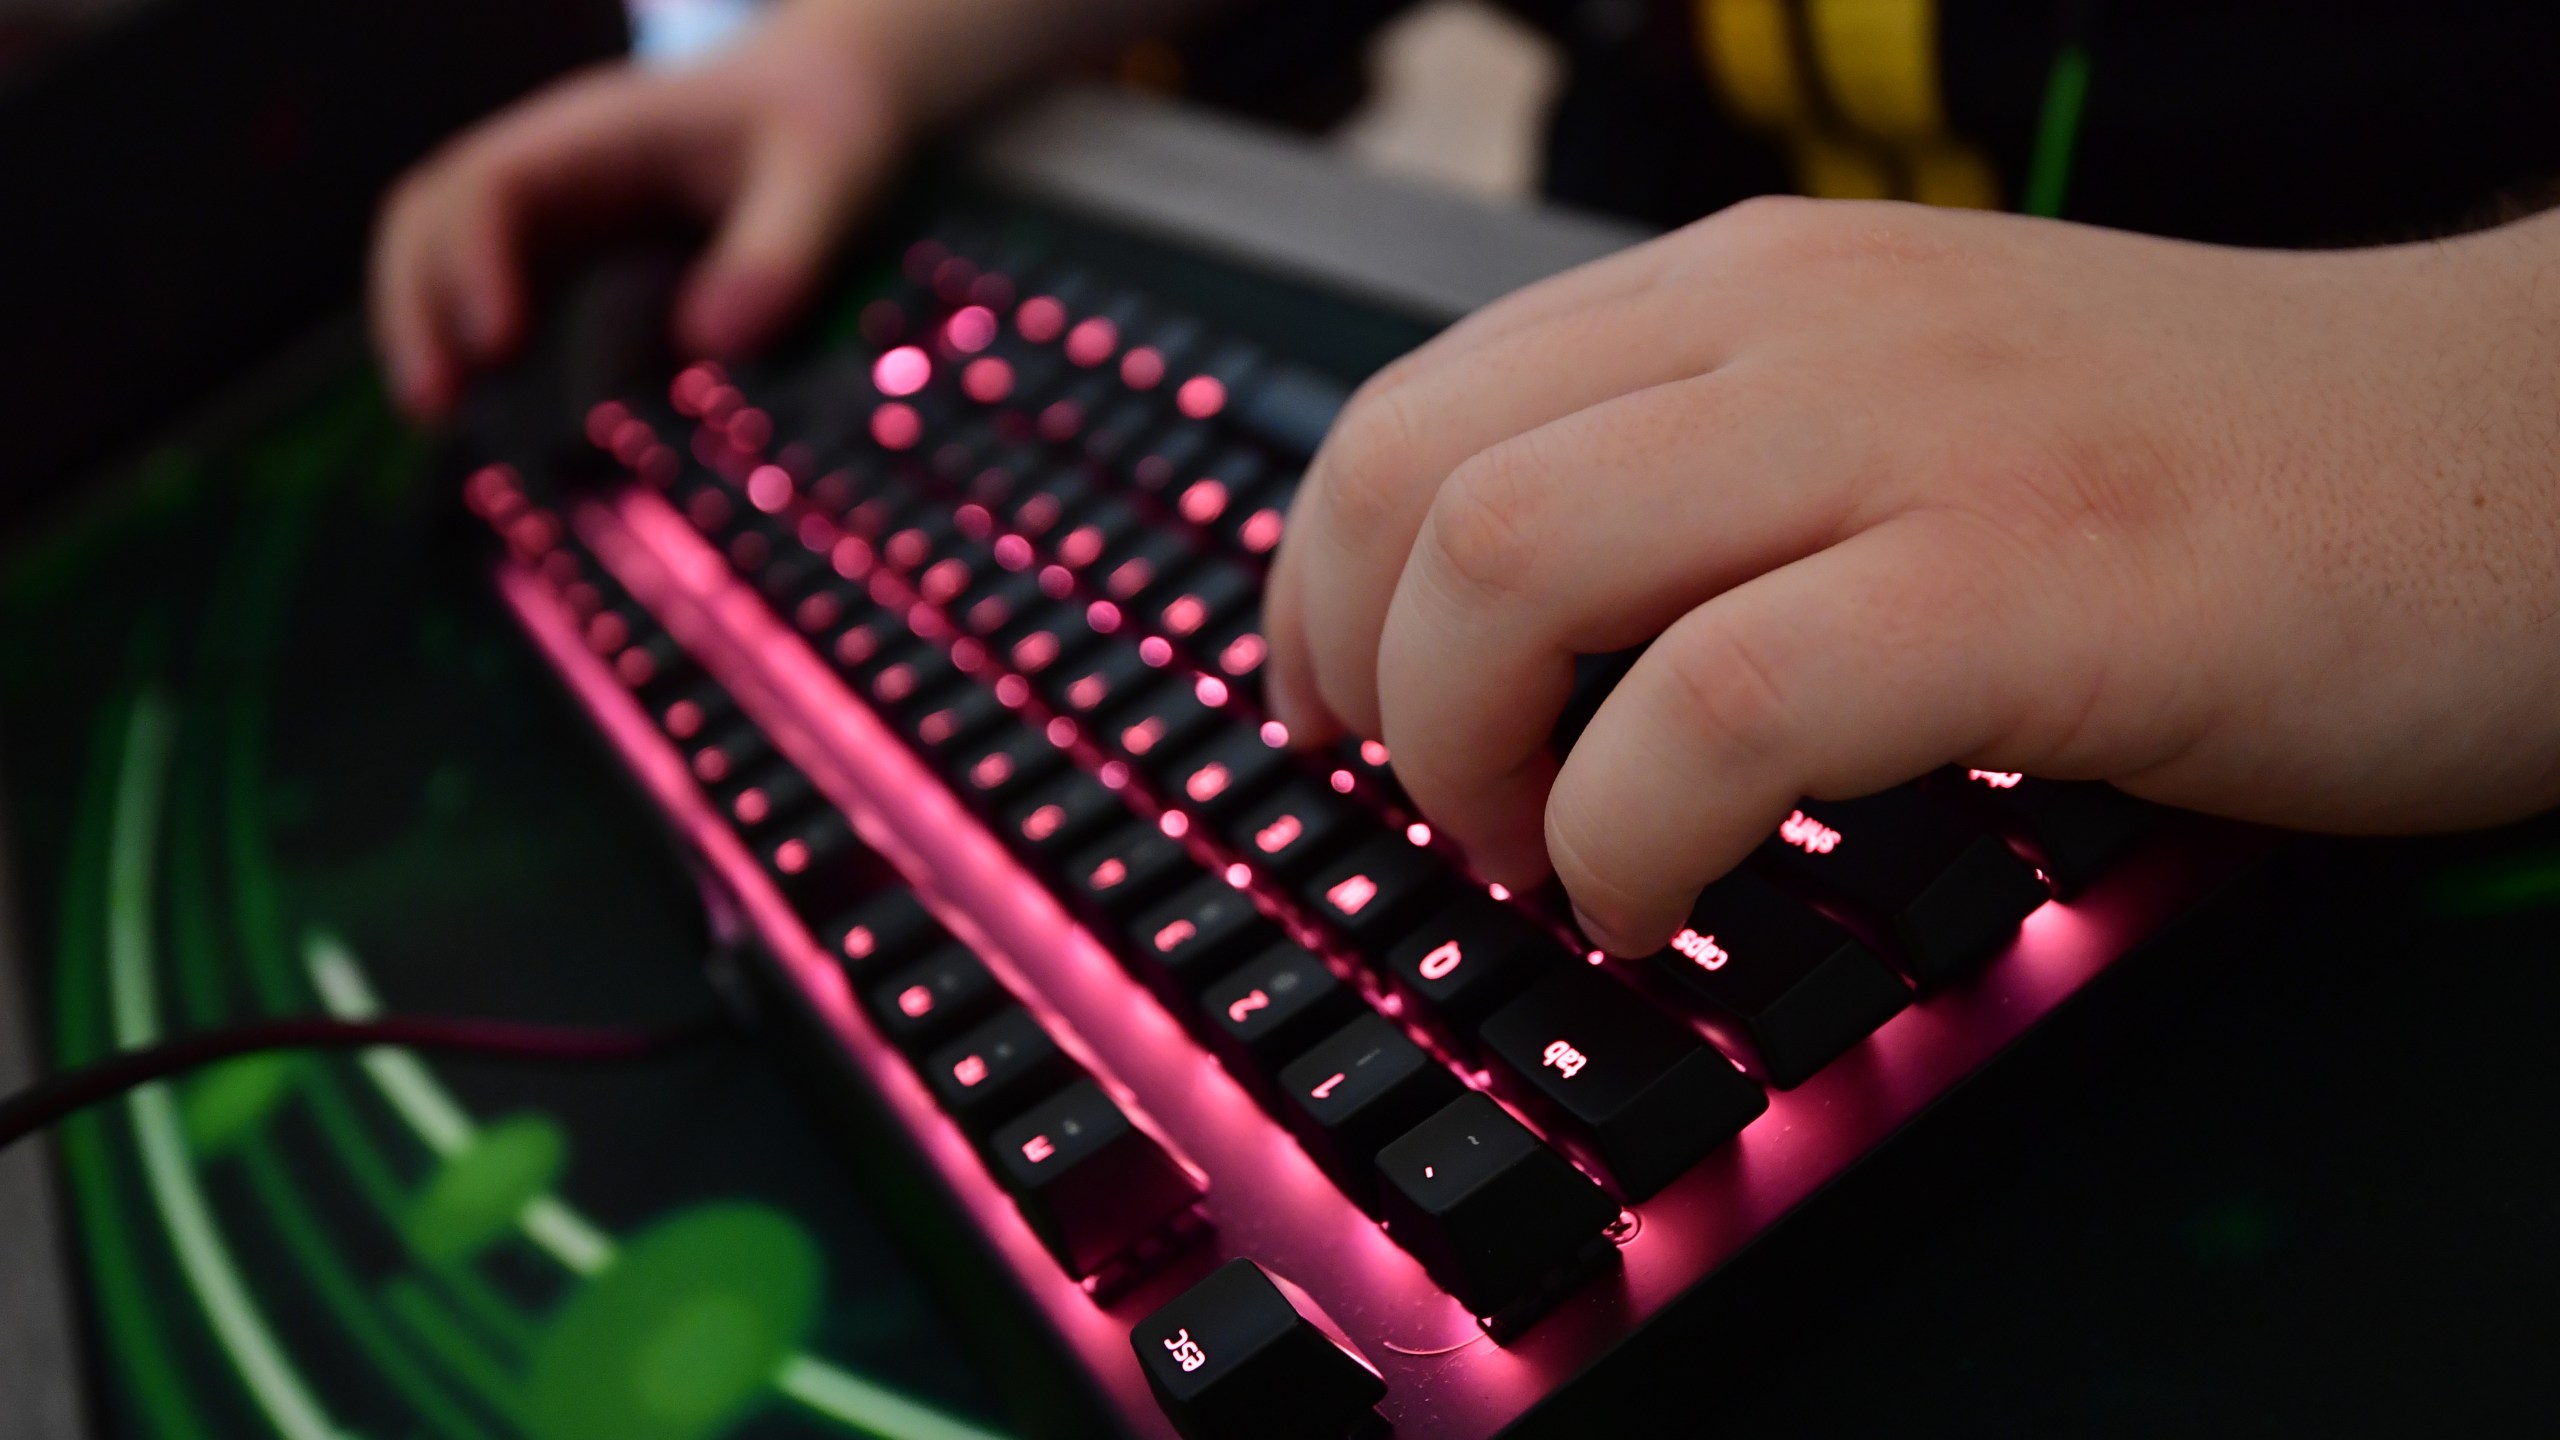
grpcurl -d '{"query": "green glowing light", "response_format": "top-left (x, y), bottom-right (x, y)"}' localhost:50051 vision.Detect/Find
top-left (523, 1204), bottom-right (824, 1440)
top-left (406, 1114), bottom-right (570, 1265)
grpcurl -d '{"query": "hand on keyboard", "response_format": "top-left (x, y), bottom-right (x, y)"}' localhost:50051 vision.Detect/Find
top-left (1264, 197), bottom-right (2560, 954)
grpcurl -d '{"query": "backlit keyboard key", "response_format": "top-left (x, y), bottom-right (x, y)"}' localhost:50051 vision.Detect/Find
top-left (1163, 725), bottom-right (1291, 819)
top-left (1068, 822), bottom-right (1204, 920)
top-left (1004, 771), bottom-right (1131, 860)
top-left (1645, 869), bottom-right (1909, 1088)
top-left (1935, 769), bottom-right (2155, 897)
top-left (759, 809), bottom-right (878, 920)
top-left (998, 602), bottom-right (1108, 681)
top-left (1381, 896), bottom-right (1568, 1048)
top-left (726, 761), bottom-right (819, 838)
top-left (1757, 789), bottom-right (2050, 987)
top-left (1108, 677), bottom-right (1224, 768)
top-left (1099, 529), bottom-right (1201, 606)
top-left (866, 647), bottom-right (966, 723)
top-left (1277, 1013), bottom-right (1464, 1207)
top-left (654, 680), bottom-right (736, 743)
top-left (1219, 781), bottom-right (1369, 880)
top-left (951, 726), bottom-right (1070, 808)
top-left (1372, 1091), bottom-right (1617, 1317)
top-left (1478, 968), bottom-right (1767, 1199)
top-left (1130, 876), bottom-right (1281, 996)
top-left (1132, 1259), bottom-right (1386, 1440)
top-left (1049, 642), bottom-right (1156, 719)
top-left (1304, 835), bottom-right (1451, 950)
top-left (826, 614), bottom-right (903, 677)
top-left (1196, 943), bottom-right (1364, 1081)
top-left (912, 684), bottom-right (1010, 757)
top-left (867, 942), bottom-right (1007, 1054)
top-left (925, 1007), bottom-right (1081, 1133)
top-left (819, 890), bottom-right (945, 976)
top-left (1153, 561), bottom-right (1257, 646)
top-left (989, 1078), bottom-right (1203, 1279)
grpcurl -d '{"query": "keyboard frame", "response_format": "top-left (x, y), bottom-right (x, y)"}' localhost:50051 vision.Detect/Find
top-left (501, 477), bottom-right (2277, 1437)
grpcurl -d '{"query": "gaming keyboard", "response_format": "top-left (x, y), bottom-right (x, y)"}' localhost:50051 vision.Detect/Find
top-left (466, 208), bottom-right (2270, 1437)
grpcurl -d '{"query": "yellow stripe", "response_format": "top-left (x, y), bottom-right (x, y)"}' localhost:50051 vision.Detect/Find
top-left (1804, 0), bottom-right (1942, 140)
top-left (1697, 0), bottom-right (1808, 130)
top-left (1794, 134), bottom-right (1895, 199)
top-left (1907, 140), bottom-right (2002, 209)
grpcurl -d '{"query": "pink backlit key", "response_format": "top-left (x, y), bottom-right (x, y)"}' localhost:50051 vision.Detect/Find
top-left (924, 1007), bottom-right (1081, 1134)
top-left (1275, 1013), bottom-right (1463, 1209)
top-left (1304, 835), bottom-right (1452, 951)
top-left (1643, 868), bottom-right (1909, 1088)
top-left (987, 1079), bottom-right (1203, 1279)
top-left (1754, 787), bottom-right (2050, 988)
top-left (865, 942), bottom-right (1007, 1055)
top-left (1381, 895), bottom-right (1569, 1052)
top-left (1130, 875), bottom-right (1282, 996)
top-left (1477, 967), bottom-right (1767, 1200)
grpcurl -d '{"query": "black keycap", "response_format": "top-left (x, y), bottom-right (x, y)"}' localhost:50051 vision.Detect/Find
top-left (924, 1007), bottom-right (1081, 1133)
top-left (1234, 363), bottom-right (1348, 458)
top-left (958, 569), bottom-right (1048, 637)
top-left (1106, 676), bottom-right (1225, 767)
top-left (1128, 421), bottom-right (1212, 496)
top-left (818, 889), bottom-right (945, 977)
top-left (827, 613), bottom-right (905, 677)
top-left (612, 629), bottom-right (696, 699)
top-left (1329, 737), bottom-right (1409, 811)
top-left (1199, 617), bottom-right (1270, 703)
top-left (1004, 770), bottom-right (1130, 860)
top-left (1304, 835), bottom-right (1452, 951)
top-left (950, 725), bottom-right (1069, 807)
top-left (758, 808), bottom-right (878, 920)
top-left (785, 579), bottom-right (867, 638)
top-left (654, 680), bottom-right (736, 743)
top-left (1479, 968), bottom-right (1767, 1200)
top-left (1196, 944), bottom-right (1364, 1081)
top-left (1756, 789), bottom-right (2051, 987)
top-left (867, 942), bottom-right (1007, 1055)
top-left (1219, 781), bottom-right (1369, 881)
top-left (1009, 468), bottom-right (1098, 541)
top-left (998, 601), bottom-right (1108, 681)
top-left (1081, 397), bottom-right (1163, 466)
top-left (756, 551), bottom-right (827, 607)
top-left (1373, 1092), bottom-right (1618, 1317)
top-left (1099, 529), bottom-right (1201, 606)
top-left (686, 724), bottom-right (770, 793)
top-left (1645, 869), bottom-right (1910, 1089)
top-left (1052, 497), bottom-right (1146, 572)
top-left (1276, 1013), bottom-right (1464, 1206)
top-left (1130, 876), bottom-right (1281, 996)
top-left (1133, 1259), bottom-right (1386, 1440)
top-left (1217, 473), bottom-right (1296, 557)
top-left (1067, 822), bottom-right (1204, 920)
top-left (725, 761), bottom-right (820, 838)
top-left (1049, 641), bottom-right (1157, 718)
top-left (1154, 561), bottom-right (1259, 646)
top-left (912, 683), bottom-right (1011, 757)
top-left (866, 647), bottom-right (965, 723)
top-left (1162, 724), bottom-right (1292, 819)
top-left (1934, 769), bottom-right (2156, 896)
top-left (1381, 896), bottom-right (1569, 1048)
top-left (988, 1079), bottom-right (1203, 1278)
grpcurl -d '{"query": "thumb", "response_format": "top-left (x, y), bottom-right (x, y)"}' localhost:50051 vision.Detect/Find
top-left (675, 120), bottom-right (879, 360)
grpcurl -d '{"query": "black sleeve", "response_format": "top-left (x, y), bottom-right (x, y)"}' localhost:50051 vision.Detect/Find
top-left (1946, 0), bottom-right (2560, 245)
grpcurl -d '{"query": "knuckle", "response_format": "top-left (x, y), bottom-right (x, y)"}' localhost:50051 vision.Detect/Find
top-left (1661, 621), bottom-right (1797, 768)
top-left (1314, 384), bottom-right (1431, 536)
top-left (1426, 441), bottom-right (1552, 601)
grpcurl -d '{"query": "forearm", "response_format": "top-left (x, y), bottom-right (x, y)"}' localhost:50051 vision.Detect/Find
top-left (780, 0), bottom-right (1237, 128)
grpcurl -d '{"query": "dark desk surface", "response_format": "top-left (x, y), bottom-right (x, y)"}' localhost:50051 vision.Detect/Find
top-left (7, 91), bottom-right (2559, 1440)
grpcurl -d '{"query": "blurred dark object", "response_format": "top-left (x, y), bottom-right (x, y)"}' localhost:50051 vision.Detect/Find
top-left (0, 0), bottom-right (627, 533)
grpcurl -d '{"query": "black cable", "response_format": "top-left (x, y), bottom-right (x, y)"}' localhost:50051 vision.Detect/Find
top-left (0, 1012), bottom-right (729, 1152)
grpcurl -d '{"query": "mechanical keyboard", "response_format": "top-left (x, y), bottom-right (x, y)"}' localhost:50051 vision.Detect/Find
top-left (465, 203), bottom-right (2271, 1437)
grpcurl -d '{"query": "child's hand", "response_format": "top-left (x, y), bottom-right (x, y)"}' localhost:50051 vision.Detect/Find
top-left (369, 8), bottom-right (906, 421)
top-left (1264, 198), bottom-right (2560, 953)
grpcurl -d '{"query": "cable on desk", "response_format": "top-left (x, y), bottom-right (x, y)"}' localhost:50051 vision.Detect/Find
top-left (0, 1012), bottom-right (729, 1151)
